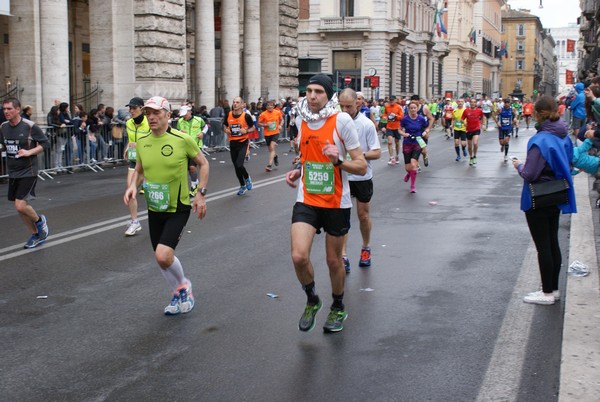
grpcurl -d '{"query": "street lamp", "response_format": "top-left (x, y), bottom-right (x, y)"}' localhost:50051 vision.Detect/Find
top-left (539, 0), bottom-right (543, 8)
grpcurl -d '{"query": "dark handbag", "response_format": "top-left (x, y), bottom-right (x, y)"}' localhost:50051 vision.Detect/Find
top-left (529, 179), bottom-right (569, 209)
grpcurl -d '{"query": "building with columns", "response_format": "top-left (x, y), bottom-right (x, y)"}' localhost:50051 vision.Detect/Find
top-left (0, 0), bottom-right (299, 123)
top-left (471, 0), bottom-right (504, 99)
top-left (550, 24), bottom-right (581, 95)
top-left (441, 0), bottom-right (478, 98)
top-left (297, 0), bottom-right (450, 101)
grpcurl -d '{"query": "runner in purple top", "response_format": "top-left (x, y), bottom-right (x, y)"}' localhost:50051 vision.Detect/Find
top-left (400, 102), bottom-right (429, 193)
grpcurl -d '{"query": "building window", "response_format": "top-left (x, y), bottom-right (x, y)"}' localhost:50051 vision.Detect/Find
top-left (482, 38), bottom-right (493, 56)
top-left (516, 24), bottom-right (525, 36)
top-left (401, 53), bottom-right (407, 93)
top-left (516, 40), bottom-right (525, 55)
top-left (340, 0), bottom-right (354, 17)
top-left (516, 60), bottom-right (525, 70)
top-left (409, 55), bottom-right (415, 93)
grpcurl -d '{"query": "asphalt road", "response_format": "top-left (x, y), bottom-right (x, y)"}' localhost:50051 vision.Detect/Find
top-left (0, 126), bottom-right (568, 401)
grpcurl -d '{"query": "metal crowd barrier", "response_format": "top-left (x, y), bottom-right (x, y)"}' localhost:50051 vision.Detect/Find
top-left (36, 124), bottom-right (113, 179)
top-left (1, 114), bottom-right (298, 181)
top-left (205, 118), bottom-right (229, 152)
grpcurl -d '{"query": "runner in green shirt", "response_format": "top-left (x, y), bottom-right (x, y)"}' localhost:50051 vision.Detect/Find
top-left (124, 96), bottom-right (209, 316)
top-left (511, 98), bottom-right (522, 137)
top-left (177, 105), bottom-right (208, 195)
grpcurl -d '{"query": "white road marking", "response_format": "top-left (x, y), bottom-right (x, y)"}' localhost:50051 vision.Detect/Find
top-left (0, 175), bottom-right (287, 262)
top-left (476, 242), bottom-right (538, 401)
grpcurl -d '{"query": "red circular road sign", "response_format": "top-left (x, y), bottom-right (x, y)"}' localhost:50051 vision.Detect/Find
top-left (344, 76), bottom-right (352, 84)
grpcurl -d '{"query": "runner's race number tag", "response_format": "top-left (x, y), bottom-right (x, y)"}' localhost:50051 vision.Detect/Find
top-left (304, 161), bottom-right (335, 194)
top-left (144, 183), bottom-right (170, 211)
top-left (127, 148), bottom-right (137, 161)
top-left (267, 121), bottom-right (277, 131)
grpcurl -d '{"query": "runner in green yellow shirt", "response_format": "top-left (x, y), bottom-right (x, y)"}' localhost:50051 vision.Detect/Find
top-left (124, 96), bottom-right (209, 316)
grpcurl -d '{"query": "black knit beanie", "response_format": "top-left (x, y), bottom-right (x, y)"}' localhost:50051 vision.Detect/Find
top-left (308, 74), bottom-right (334, 100)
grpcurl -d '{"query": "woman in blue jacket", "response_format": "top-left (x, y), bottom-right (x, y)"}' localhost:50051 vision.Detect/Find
top-left (511, 95), bottom-right (576, 305)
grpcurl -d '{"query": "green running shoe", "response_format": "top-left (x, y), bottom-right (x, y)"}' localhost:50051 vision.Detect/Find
top-left (323, 308), bottom-right (348, 333)
top-left (298, 300), bottom-right (322, 332)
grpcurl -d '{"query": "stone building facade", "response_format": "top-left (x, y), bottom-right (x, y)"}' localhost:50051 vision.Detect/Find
top-left (550, 24), bottom-right (581, 95)
top-left (471, 0), bottom-right (504, 98)
top-left (578, 0), bottom-right (600, 80)
top-left (441, 0), bottom-right (478, 98)
top-left (500, 6), bottom-right (557, 100)
top-left (297, 0), bottom-right (450, 101)
top-left (0, 0), bottom-right (299, 122)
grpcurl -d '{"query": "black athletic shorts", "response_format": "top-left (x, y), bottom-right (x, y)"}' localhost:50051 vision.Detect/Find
top-left (349, 179), bottom-right (374, 203)
top-left (148, 210), bottom-right (190, 251)
top-left (498, 128), bottom-right (512, 140)
top-left (291, 202), bottom-right (350, 237)
top-left (402, 142), bottom-right (422, 164)
top-left (453, 130), bottom-right (467, 141)
top-left (8, 177), bottom-right (37, 201)
top-left (386, 129), bottom-right (402, 140)
top-left (265, 134), bottom-right (279, 146)
top-left (466, 130), bottom-right (481, 140)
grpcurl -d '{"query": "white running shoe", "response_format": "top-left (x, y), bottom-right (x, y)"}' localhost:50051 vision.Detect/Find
top-left (179, 281), bottom-right (195, 313)
top-left (125, 220), bottom-right (142, 236)
top-left (523, 290), bottom-right (555, 305)
top-left (164, 293), bottom-right (181, 315)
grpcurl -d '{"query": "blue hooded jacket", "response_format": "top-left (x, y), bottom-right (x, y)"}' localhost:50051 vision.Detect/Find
top-left (572, 138), bottom-right (600, 175)
top-left (569, 83), bottom-right (586, 119)
top-left (520, 131), bottom-right (576, 213)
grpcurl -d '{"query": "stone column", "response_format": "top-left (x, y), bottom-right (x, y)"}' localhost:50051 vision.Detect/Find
top-left (260, 0), bottom-right (279, 101)
top-left (40, 0), bottom-right (69, 111)
top-left (426, 55), bottom-right (433, 99)
top-left (8, 0), bottom-right (44, 120)
top-left (196, 0), bottom-right (216, 108)
top-left (419, 52), bottom-right (427, 98)
top-left (220, 0), bottom-right (241, 102)
top-left (243, 0), bottom-right (261, 103)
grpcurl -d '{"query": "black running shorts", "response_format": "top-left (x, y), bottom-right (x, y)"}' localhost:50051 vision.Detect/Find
top-left (349, 179), bottom-right (374, 203)
top-left (8, 177), bottom-right (37, 201)
top-left (466, 130), bottom-right (481, 140)
top-left (148, 210), bottom-right (190, 250)
top-left (292, 202), bottom-right (350, 237)
top-left (265, 134), bottom-right (279, 146)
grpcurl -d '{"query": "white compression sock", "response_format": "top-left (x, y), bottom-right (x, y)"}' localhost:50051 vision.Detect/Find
top-left (161, 256), bottom-right (186, 291)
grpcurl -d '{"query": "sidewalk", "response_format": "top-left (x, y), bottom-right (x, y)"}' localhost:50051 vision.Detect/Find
top-left (559, 173), bottom-right (600, 401)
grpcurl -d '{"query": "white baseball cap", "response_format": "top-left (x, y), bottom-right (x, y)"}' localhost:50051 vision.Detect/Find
top-left (144, 96), bottom-right (171, 111)
top-left (179, 106), bottom-right (191, 115)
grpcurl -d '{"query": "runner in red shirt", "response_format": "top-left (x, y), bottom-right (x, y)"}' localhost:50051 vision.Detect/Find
top-left (462, 101), bottom-right (484, 166)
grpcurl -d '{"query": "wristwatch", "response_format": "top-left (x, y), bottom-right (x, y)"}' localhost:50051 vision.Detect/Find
top-left (199, 187), bottom-right (207, 196)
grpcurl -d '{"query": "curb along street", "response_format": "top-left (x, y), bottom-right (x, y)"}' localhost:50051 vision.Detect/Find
top-left (559, 173), bottom-right (600, 401)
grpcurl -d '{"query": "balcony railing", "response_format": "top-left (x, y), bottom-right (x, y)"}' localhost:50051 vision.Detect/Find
top-left (319, 16), bottom-right (371, 31)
